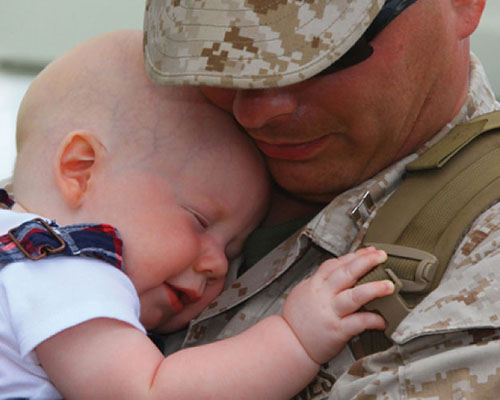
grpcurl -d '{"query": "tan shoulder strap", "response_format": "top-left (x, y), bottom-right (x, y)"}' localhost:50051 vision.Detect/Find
top-left (407, 111), bottom-right (500, 170)
top-left (357, 111), bottom-right (500, 352)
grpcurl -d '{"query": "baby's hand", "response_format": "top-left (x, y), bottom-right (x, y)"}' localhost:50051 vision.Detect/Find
top-left (282, 247), bottom-right (394, 365)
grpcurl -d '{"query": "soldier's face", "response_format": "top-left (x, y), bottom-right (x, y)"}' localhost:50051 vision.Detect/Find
top-left (201, 0), bottom-right (467, 202)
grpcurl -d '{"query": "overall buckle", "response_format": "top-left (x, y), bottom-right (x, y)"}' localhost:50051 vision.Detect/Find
top-left (8, 218), bottom-right (67, 261)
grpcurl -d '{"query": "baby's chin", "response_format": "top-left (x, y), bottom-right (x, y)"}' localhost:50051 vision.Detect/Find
top-left (140, 302), bottom-right (197, 333)
top-left (139, 303), bottom-right (179, 332)
top-left (140, 283), bottom-right (223, 333)
top-left (148, 321), bottom-right (188, 335)
top-left (148, 308), bottom-right (201, 334)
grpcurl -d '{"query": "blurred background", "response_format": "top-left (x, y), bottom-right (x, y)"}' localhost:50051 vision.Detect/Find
top-left (1, 1), bottom-right (500, 182)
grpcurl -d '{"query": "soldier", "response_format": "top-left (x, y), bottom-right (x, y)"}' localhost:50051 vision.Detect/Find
top-left (144, 0), bottom-right (500, 398)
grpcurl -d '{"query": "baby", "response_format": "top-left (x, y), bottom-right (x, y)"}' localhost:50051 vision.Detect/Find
top-left (0, 31), bottom-right (393, 399)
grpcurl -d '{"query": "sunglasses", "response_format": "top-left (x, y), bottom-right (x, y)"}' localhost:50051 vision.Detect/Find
top-left (314, 0), bottom-right (419, 77)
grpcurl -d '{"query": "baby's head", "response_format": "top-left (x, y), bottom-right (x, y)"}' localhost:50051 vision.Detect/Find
top-left (13, 30), bottom-right (270, 332)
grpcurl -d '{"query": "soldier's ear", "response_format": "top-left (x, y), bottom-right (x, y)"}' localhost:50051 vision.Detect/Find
top-left (54, 131), bottom-right (106, 208)
top-left (452, 0), bottom-right (486, 39)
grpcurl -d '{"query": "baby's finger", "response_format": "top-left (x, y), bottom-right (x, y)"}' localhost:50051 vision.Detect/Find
top-left (314, 253), bottom-right (359, 280)
top-left (339, 312), bottom-right (387, 338)
top-left (323, 249), bottom-right (387, 293)
top-left (315, 247), bottom-right (381, 281)
top-left (332, 280), bottom-right (394, 317)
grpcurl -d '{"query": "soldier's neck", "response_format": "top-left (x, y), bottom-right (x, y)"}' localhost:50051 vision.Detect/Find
top-left (263, 186), bottom-right (325, 226)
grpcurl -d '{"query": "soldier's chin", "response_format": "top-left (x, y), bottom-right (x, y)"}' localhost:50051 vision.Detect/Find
top-left (268, 164), bottom-right (348, 204)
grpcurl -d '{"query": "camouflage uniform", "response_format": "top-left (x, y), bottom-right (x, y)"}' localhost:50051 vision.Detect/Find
top-left (160, 57), bottom-right (500, 399)
top-left (144, 1), bottom-right (500, 397)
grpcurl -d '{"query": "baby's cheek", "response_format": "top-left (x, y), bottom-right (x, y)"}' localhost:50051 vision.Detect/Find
top-left (138, 287), bottom-right (176, 331)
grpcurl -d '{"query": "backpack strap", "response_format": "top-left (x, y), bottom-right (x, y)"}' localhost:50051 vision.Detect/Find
top-left (356, 111), bottom-right (500, 351)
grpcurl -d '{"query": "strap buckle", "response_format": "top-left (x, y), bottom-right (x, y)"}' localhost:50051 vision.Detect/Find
top-left (362, 243), bottom-right (439, 336)
top-left (350, 191), bottom-right (376, 228)
top-left (365, 243), bottom-right (439, 293)
top-left (8, 218), bottom-right (66, 261)
top-left (362, 275), bottom-right (408, 336)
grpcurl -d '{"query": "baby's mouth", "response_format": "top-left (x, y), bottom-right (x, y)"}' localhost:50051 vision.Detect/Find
top-left (163, 283), bottom-right (185, 313)
top-left (163, 283), bottom-right (201, 313)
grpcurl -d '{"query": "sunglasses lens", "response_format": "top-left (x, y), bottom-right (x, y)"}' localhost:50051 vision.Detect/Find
top-left (365, 0), bottom-right (419, 41)
top-left (315, 37), bottom-right (374, 77)
top-left (313, 0), bottom-right (419, 78)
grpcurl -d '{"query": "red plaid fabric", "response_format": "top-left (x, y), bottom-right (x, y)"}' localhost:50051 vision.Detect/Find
top-left (0, 189), bottom-right (123, 269)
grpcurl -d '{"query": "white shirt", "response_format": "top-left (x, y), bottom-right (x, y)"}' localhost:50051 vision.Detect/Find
top-left (0, 210), bottom-right (145, 399)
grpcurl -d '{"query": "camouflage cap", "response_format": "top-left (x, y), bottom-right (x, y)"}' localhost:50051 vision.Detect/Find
top-left (143, 0), bottom-right (385, 88)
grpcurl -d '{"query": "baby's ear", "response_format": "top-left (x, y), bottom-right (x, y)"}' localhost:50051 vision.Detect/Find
top-left (54, 131), bottom-right (106, 208)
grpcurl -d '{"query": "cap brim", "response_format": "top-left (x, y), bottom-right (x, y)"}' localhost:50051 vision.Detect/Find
top-left (144, 0), bottom-right (384, 89)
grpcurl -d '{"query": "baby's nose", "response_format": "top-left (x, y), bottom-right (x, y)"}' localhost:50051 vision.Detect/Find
top-left (194, 239), bottom-right (228, 280)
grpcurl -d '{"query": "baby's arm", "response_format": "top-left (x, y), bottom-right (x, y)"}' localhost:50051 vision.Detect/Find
top-left (36, 247), bottom-right (392, 400)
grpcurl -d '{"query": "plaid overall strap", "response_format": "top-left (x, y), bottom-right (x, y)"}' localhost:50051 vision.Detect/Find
top-left (0, 189), bottom-right (14, 209)
top-left (0, 189), bottom-right (123, 269)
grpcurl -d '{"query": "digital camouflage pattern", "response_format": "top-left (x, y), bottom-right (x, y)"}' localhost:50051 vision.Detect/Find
top-left (143, 0), bottom-right (384, 88)
top-left (172, 56), bottom-right (500, 399)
